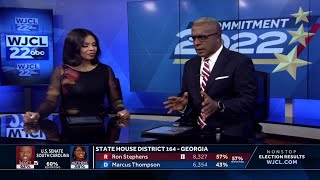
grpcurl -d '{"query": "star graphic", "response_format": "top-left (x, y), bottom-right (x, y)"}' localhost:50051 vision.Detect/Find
top-left (291, 6), bottom-right (311, 24)
top-left (272, 46), bottom-right (311, 80)
top-left (288, 24), bottom-right (315, 47)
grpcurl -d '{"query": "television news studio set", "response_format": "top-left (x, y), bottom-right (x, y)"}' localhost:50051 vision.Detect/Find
top-left (1, 0), bottom-right (320, 179)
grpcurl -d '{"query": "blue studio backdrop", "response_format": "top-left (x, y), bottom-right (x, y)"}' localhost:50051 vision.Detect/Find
top-left (0, 0), bottom-right (319, 126)
top-left (0, 8), bottom-right (54, 85)
top-left (127, 0), bottom-right (320, 125)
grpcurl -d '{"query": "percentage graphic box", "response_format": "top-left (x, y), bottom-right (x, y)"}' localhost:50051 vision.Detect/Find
top-left (181, 154), bottom-right (185, 160)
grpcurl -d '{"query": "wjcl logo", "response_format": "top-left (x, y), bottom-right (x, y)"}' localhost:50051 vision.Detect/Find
top-left (5, 35), bottom-right (49, 60)
top-left (15, 17), bottom-right (39, 31)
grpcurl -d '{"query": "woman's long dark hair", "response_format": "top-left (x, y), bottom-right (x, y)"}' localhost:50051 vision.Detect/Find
top-left (63, 28), bottom-right (101, 66)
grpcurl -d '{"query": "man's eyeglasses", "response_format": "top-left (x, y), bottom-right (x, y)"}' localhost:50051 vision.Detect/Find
top-left (189, 33), bottom-right (220, 42)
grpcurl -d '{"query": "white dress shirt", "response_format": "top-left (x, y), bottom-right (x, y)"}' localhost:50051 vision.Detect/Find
top-left (199, 45), bottom-right (223, 87)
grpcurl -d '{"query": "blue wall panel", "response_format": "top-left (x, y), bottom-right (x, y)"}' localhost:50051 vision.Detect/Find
top-left (0, 0), bottom-right (319, 127)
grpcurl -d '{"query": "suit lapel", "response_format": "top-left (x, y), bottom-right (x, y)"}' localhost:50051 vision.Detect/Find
top-left (192, 56), bottom-right (201, 91)
top-left (205, 48), bottom-right (230, 91)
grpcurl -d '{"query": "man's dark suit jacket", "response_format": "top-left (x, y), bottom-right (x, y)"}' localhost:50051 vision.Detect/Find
top-left (181, 47), bottom-right (257, 138)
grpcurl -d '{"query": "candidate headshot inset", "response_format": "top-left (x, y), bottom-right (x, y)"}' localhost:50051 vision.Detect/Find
top-left (16, 146), bottom-right (35, 169)
top-left (72, 146), bottom-right (88, 161)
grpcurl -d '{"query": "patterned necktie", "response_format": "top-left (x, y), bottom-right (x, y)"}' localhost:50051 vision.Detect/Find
top-left (198, 58), bottom-right (210, 128)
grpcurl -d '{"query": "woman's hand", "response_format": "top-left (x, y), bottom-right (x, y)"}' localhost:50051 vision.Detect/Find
top-left (116, 109), bottom-right (130, 127)
top-left (23, 112), bottom-right (40, 123)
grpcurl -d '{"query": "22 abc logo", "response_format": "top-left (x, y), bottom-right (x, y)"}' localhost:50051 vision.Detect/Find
top-left (16, 63), bottom-right (40, 77)
top-left (6, 35), bottom-right (49, 60)
top-left (15, 17), bottom-right (39, 31)
top-left (30, 47), bottom-right (45, 59)
top-left (9, 47), bottom-right (46, 60)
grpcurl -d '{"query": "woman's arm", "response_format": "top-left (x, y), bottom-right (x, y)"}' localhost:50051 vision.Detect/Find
top-left (36, 67), bottom-right (62, 119)
top-left (106, 66), bottom-right (124, 113)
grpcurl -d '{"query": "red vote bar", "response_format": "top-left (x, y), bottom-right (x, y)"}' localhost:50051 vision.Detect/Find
top-left (95, 153), bottom-right (251, 161)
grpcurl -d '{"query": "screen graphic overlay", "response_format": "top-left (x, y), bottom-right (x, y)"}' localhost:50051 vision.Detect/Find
top-left (0, 8), bottom-right (54, 85)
